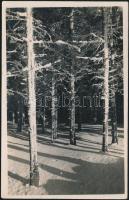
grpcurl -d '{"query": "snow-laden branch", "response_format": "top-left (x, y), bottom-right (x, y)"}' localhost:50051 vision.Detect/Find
top-left (91, 76), bottom-right (104, 81)
top-left (109, 68), bottom-right (118, 74)
top-left (16, 12), bottom-right (27, 17)
top-left (76, 56), bottom-right (89, 60)
top-left (76, 56), bottom-right (103, 62)
top-left (7, 34), bottom-right (27, 43)
top-left (36, 63), bottom-right (52, 71)
top-left (35, 54), bottom-right (47, 58)
top-left (35, 59), bottom-right (61, 71)
top-left (7, 72), bottom-right (22, 78)
top-left (6, 15), bottom-right (26, 21)
top-left (55, 40), bottom-right (81, 52)
top-left (21, 59), bottom-right (61, 73)
top-left (92, 83), bottom-right (103, 87)
top-left (73, 39), bottom-right (104, 47)
top-left (33, 39), bottom-right (81, 52)
top-left (8, 89), bottom-right (27, 99)
top-left (6, 10), bottom-right (26, 20)
top-left (7, 50), bottom-right (17, 54)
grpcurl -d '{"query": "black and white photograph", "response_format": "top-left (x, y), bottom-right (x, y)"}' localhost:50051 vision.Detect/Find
top-left (1, 1), bottom-right (128, 199)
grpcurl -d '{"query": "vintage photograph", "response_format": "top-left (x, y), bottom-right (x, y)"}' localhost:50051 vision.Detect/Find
top-left (1, 1), bottom-right (128, 199)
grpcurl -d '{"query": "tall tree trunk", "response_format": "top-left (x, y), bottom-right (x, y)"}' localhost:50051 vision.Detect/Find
top-left (55, 95), bottom-right (58, 138)
top-left (102, 8), bottom-right (110, 152)
top-left (51, 69), bottom-right (57, 141)
top-left (27, 7), bottom-right (39, 186)
top-left (70, 73), bottom-right (76, 144)
top-left (70, 9), bottom-right (76, 145)
top-left (41, 89), bottom-right (45, 133)
top-left (77, 106), bottom-right (82, 132)
top-left (22, 113), bottom-right (25, 126)
top-left (41, 104), bottom-right (45, 133)
top-left (12, 112), bottom-right (15, 125)
top-left (111, 93), bottom-right (118, 143)
top-left (77, 83), bottom-right (82, 132)
top-left (109, 8), bottom-right (118, 144)
top-left (17, 97), bottom-right (23, 132)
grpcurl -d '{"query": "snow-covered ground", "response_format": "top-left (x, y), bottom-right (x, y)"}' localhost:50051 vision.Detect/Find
top-left (8, 124), bottom-right (124, 196)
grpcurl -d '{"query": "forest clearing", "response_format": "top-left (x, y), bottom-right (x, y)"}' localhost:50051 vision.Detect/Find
top-left (8, 123), bottom-right (124, 195)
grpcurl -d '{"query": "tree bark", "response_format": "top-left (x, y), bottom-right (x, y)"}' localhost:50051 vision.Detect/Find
top-left (17, 97), bottom-right (23, 132)
top-left (109, 8), bottom-right (118, 144)
top-left (70, 9), bottom-right (76, 145)
top-left (55, 99), bottom-right (58, 138)
top-left (41, 92), bottom-right (45, 133)
top-left (77, 106), bottom-right (82, 132)
top-left (51, 69), bottom-right (57, 141)
top-left (27, 7), bottom-right (39, 186)
top-left (22, 113), bottom-right (25, 126)
top-left (41, 105), bottom-right (45, 133)
top-left (12, 112), bottom-right (15, 125)
top-left (70, 73), bottom-right (76, 144)
top-left (111, 94), bottom-right (118, 143)
top-left (102, 8), bottom-right (110, 152)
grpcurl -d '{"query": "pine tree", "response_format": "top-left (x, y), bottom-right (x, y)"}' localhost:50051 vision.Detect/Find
top-left (26, 7), bottom-right (39, 186)
top-left (102, 8), bottom-right (110, 152)
top-left (51, 65), bottom-right (57, 141)
top-left (69, 9), bottom-right (76, 145)
top-left (108, 7), bottom-right (123, 144)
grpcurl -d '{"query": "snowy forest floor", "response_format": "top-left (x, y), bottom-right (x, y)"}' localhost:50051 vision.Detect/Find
top-left (8, 123), bottom-right (124, 196)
